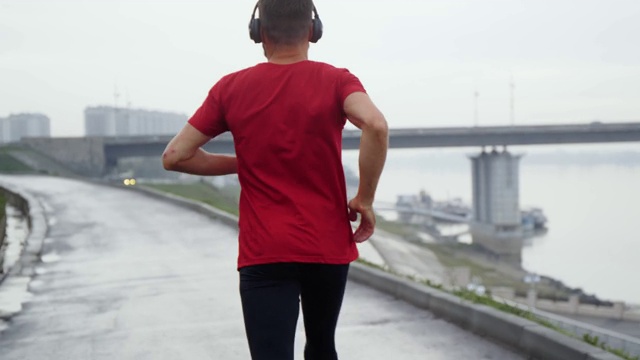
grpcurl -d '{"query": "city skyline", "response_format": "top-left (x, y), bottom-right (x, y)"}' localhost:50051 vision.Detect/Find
top-left (84, 105), bottom-right (187, 137)
top-left (1, 0), bottom-right (639, 137)
top-left (0, 112), bottom-right (50, 143)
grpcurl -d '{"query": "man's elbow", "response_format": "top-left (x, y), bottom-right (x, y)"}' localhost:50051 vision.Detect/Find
top-left (366, 113), bottom-right (389, 141)
top-left (161, 149), bottom-right (180, 171)
top-left (376, 116), bottom-right (389, 136)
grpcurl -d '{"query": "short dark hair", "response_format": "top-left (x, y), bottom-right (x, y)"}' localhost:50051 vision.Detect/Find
top-left (259, 0), bottom-right (314, 45)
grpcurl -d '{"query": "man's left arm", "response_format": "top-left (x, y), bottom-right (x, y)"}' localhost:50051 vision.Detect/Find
top-left (162, 123), bottom-right (237, 176)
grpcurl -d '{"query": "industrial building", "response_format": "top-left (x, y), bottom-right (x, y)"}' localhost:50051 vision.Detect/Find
top-left (84, 106), bottom-right (187, 137)
top-left (0, 113), bottom-right (51, 144)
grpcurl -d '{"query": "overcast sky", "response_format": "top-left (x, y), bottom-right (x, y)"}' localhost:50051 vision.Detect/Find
top-left (1, 0), bottom-right (639, 137)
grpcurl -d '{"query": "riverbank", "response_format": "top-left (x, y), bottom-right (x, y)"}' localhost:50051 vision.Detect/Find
top-left (379, 219), bottom-right (630, 304)
top-left (355, 150), bottom-right (640, 306)
top-left (372, 219), bottom-right (640, 339)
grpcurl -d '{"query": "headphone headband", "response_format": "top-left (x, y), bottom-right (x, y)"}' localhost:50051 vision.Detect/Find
top-left (249, 1), bottom-right (323, 44)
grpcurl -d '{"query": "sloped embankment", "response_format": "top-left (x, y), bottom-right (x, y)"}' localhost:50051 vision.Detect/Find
top-left (0, 145), bottom-right (77, 177)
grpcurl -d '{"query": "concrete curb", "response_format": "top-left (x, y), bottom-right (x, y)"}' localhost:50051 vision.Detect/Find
top-left (348, 263), bottom-right (621, 360)
top-left (124, 184), bottom-right (621, 360)
top-left (0, 183), bottom-right (48, 285)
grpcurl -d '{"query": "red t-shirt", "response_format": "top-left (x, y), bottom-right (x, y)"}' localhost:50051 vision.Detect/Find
top-left (188, 60), bottom-right (365, 268)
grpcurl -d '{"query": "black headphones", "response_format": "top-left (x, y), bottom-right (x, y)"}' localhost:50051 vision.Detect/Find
top-left (248, 1), bottom-right (323, 44)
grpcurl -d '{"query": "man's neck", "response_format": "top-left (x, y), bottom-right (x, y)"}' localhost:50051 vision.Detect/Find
top-left (265, 42), bottom-right (309, 65)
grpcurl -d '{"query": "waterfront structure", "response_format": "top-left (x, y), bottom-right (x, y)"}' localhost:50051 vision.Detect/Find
top-left (84, 106), bottom-right (187, 137)
top-left (469, 149), bottom-right (523, 261)
top-left (0, 113), bottom-right (50, 144)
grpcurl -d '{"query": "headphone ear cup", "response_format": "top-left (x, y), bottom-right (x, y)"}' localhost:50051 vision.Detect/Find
top-left (249, 18), bottom-right (262, 43)
top-left (310, 18), bottom-right (323, 43)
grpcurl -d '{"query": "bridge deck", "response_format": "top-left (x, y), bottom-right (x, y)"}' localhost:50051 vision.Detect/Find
top-left (19, 122), bottom-right (640, 176)
top-left (105, 121), bottom-right (640, 157)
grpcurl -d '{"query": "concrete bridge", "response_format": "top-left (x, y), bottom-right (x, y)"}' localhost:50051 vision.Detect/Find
top-left (21, 122), bottom-right (640, 176)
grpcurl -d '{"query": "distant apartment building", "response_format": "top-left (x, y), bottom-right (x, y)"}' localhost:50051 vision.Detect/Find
top-left (84, 106), bottom-right (187, 137)
top-left (0, 113), bottom-right (51, 144)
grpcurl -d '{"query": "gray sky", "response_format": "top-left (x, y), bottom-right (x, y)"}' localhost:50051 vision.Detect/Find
top-left (1, 0), bottom-right (639, 137)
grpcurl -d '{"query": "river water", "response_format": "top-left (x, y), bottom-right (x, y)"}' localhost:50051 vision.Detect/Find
top-left (343, 146), bottom-right (640, 305)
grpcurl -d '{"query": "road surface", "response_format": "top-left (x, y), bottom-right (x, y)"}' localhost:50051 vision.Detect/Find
top-left (0, 175), bottom-right (524, 359)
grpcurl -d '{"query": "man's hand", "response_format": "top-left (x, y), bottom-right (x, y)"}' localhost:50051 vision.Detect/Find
top-left (348, 197), bottom-right (376, 243)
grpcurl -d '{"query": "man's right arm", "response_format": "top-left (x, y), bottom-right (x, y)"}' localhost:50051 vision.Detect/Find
top-left (162, 123), bottom-right (237, 176)
top-left (343, 92), bottom-right (389, 243)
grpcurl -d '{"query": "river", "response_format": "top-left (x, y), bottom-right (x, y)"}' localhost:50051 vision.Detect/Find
top-left (343, 145), bottom-right (640, 305)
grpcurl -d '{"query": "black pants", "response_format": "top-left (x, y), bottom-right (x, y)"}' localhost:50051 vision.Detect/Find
top-left (239, 262), bottom-right (350, 360)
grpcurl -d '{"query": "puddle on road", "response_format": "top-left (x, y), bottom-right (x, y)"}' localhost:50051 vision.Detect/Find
top-left (0, 276), bottom-right (33, 319)
top-left (29, 279), bottom-right (45, 289)
top-left (40, 252), bottom-right (61, 263)
top-left (40, 197), bottom-right (54, 213)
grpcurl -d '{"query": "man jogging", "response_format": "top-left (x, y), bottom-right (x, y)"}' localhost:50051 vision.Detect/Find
top-left (162, 0), bottom-right (388, 359)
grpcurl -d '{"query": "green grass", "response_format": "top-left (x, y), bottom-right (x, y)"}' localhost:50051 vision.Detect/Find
top-left (144, 182), bottom-right (240, 216)
top-left (0, 152), bottom-right (33, 173)
top-left (375, 216), bottom-right (423, 240)
top-left (432, 242), bottom-right (574, 299)
top-left (0, 144), bottom-right (79, 176)
top-left (0, 190), bottom-right (6, 219)
top-left (583, 334), bottom-right (639, 360)
top-left (424, 243), bottom-right (494, 272)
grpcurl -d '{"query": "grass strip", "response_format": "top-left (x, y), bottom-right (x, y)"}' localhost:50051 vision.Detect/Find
top-left (0, 191), bottom-right (6, 219)
top-left (0, 153), bottom-right (33, 173)
top-left (144, 182), bottom-right (239, 216)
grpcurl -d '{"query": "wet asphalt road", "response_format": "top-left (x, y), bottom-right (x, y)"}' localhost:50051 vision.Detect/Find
top-left (0, 175), bottom-right (523, 360)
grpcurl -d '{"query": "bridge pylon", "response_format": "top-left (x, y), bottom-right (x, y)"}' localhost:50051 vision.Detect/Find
top-left (469, 148), bottom-right (524, 263)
